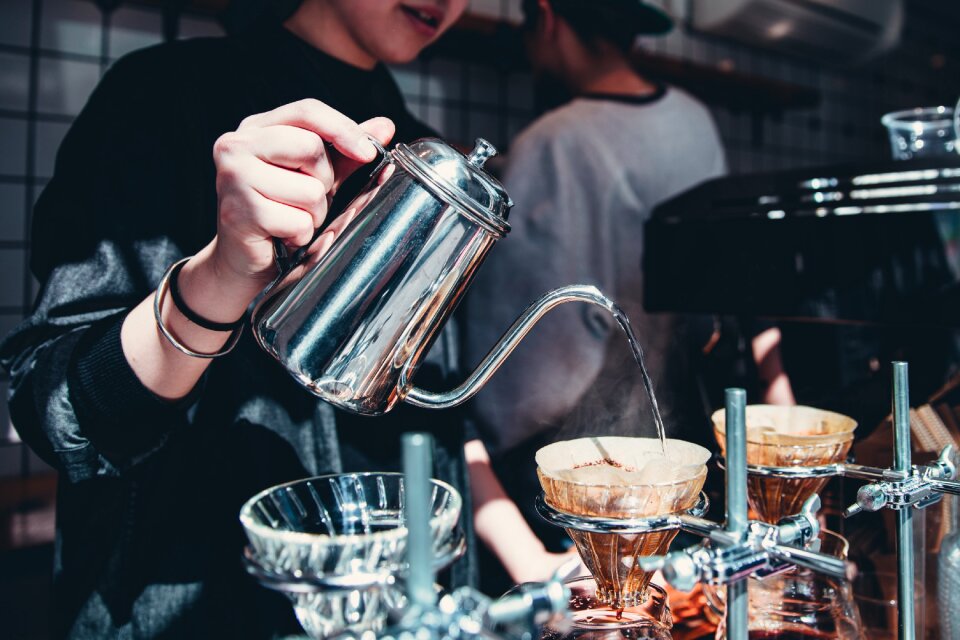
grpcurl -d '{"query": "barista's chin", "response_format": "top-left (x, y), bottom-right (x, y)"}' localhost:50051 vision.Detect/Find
top-left (378, 49), bottom-right (421, 65)
top-left (372, 45), bottom-right (423, 65)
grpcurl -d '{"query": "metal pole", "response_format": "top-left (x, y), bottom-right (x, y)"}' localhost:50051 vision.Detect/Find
top-left (403, 432), bottom-right (436, 608)
top-left (725, 388), bottom-right (749, 640)
top-left (892, 362), bottom-right (915, 640)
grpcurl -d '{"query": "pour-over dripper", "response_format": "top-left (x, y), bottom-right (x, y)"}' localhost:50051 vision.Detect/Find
top-left (240, 472), bottom-right (462, 638)
top-left (536, 437), bottom-right (710, 611)
top-left (711, 405), bottom-right (857, 523)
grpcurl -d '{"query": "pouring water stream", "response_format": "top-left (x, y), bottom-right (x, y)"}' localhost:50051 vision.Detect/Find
top-left (404, 284), bottom-right (667, 455)
top-left (608, 304), bottom-right (667, 456)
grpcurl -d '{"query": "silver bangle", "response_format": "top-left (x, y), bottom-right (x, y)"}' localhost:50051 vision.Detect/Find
top-left (153, 257), bottom-right (244, 359)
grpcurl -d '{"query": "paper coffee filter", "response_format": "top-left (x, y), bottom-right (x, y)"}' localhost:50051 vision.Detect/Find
top-left (712, 405), bottom-right (857, 448)
top-left (537, 437), bottom-right (708, 519)
top-left (536, 437), bottom-right (709, 610)
top-left (537, 437), bottom-right (710, 487)
top-left (710, 405), bottom-right (856, 524)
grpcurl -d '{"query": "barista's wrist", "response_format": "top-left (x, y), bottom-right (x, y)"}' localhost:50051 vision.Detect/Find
top-left (177, 243), bottom-right (263, 325)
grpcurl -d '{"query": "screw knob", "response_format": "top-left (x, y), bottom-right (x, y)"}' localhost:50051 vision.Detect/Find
top-left (857, 484), bottom-right (888, 512)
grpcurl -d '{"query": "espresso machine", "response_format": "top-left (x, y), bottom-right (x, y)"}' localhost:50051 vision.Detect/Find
top-left (640, 154), bottom-right (960, 638)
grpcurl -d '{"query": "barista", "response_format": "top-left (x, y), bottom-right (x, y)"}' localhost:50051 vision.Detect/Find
top-left (0, 1), bottom-right (568, 636)
top-left (462, 0), bottom-right (728, 570)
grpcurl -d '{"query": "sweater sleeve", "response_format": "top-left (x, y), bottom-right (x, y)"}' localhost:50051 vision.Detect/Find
top-left (0, 49), bottom-right (211, 482)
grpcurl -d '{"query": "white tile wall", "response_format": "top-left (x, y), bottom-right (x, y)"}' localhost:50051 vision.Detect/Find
top-left (178, 15), bottom-right (225, 40)
top-left (466, 64), bottom-right (501, 108)
top-left (33, 120), bottom-right (71, 179)
top-left (0, 316), bottom-right (21, 345)
top-left (26, 448), bottom-right (54, 474)
top-left (0, 184), bottom-right (27, 242)
top-left (0, 444), bottom-right (24, 478)
top-left (36, 57), bottom-right (101, 115)
top-left (469, 0), bottom-right (503, 19)
top-left (422, 102), bottom-right (446, 134)
top-left (0, 380), bottom-right (15, 443)
top-left (0, 249), bottom-right (25, 307)
top-left (506, 114), bottom-right (528, 142)
top-left (0, 118), bottom-right (28, 177)
top-left (425, 58), bottom-right (463, 100)
top-left (0, 53), bottom-right (31, 112)
top-left (39, 0), bottom-right (102, 57)
top-left (506, 73), bottom-right (533, 110)
top-left (0, 0), bottom-right (33, 48)
top-left (466, 109), bottom-right (502, 147)
top-left (109, 5), bottom-right (163, 59)
top-left (390, 64), bottom-right (422, 98)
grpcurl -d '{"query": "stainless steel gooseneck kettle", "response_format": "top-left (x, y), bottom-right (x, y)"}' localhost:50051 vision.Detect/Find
top-left (253, 137), bottom-right (620, 416)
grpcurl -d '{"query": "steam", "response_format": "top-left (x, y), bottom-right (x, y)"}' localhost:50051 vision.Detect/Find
top-left (552, 308), bottom-right (701, 443)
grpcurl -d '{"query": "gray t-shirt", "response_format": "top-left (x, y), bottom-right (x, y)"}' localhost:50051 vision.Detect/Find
top-left (463, 87), bottom-right (726, 453)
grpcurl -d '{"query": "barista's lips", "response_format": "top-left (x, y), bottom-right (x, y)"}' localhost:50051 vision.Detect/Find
top-left (400, 4), bottom-right (444, 37)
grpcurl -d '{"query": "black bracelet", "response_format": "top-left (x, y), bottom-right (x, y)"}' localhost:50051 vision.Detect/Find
top-left (168, 260), bottom-right (245, 331)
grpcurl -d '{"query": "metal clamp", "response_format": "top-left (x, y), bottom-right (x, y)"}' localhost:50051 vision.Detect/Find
top-left (717, 457), bottom-right (844, 479)
top-left (638, 494), bottom-right (852, 592)
top-left (844, 445), bottom-right (960, 517)
top-left (332, 558), bottom-right (572, 640)
top-left (534, 491), bottom-right (712, 535)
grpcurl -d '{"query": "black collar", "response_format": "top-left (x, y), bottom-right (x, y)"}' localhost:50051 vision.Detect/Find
top-left (579, 83), bottom-right (668, 105)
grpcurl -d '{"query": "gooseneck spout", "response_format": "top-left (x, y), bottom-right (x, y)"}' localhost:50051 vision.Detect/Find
top-left (402, 285), bottom-right (619, 410)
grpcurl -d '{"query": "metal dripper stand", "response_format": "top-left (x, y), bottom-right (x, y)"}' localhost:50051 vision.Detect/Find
top-left (241, 433), bottom-right (570, 640)
top-left (699, 362), bottom-right (960, 640)
top-left (706, 363), bottom-right (960, 640)
top-left (349, 433), bottom-right (571, 640)
top-left (537, 389), bottom-right (852, 640)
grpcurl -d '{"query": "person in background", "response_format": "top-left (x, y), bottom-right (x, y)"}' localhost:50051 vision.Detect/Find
top-left (466, 0), bottom-right (728, 447)
top-left (0, 0), bottom-right (571, 636)
top-left (462, 0), bottom-right (727, 589)
top-left (463, 0), bottom-right (799, 595)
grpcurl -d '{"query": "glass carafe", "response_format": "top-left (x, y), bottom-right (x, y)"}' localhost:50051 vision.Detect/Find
top-left (939, 495), bottom-right (960, 637)
top-left (534, 577), bottom-right (673, 640)
top-left (712, 530), bottom-right (863, 640)
top-left (714, 573), bottom-right (863, 640)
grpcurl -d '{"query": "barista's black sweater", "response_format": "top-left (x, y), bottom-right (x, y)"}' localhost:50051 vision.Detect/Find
top-left (0, 23), bottom-right (473, 639)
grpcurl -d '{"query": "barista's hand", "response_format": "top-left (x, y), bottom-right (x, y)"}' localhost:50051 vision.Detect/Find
top-left (210, 99), bottom-right (395, 292)
top-left (514, 546), bottom-right (589, 584)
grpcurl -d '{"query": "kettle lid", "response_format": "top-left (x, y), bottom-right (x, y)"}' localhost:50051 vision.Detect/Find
top-left (394, 137), bottom-right (512, 237)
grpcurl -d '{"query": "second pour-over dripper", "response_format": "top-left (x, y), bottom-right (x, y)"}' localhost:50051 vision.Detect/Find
top-left (535, 437), bottom-right (711, 613)
top-left (712, 405), bottom-right (857, 523)
top-left (239, 472), bottom-right (463, 638)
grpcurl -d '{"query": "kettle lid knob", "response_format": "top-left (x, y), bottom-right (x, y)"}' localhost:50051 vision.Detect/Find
top-left (466, 138), bottom-right (497, 167)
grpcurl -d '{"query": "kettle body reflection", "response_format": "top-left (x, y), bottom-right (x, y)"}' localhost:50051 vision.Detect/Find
top-left (253, 137), bottom-right (619, 416)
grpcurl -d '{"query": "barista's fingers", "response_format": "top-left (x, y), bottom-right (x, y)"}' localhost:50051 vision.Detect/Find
top-left (242, 125), bottom-right (336, 192)
top-left (324, 199), bottom-right (361, 236)
top-left (237, 98), bottom-right (378, 162)
top-left (245, 159), bottom-right (330, 228)
top-left (246, 195), bottom-right (316, 248)
top-left (331, 117), bottom-right (396, 190)
top-left (308, 201), bottom-right (362, 258)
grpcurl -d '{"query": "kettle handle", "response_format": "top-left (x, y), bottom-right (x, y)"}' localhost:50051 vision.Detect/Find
top-left (270, 136), bottom-right (391, 279)
top-left (400, 284), bottom-right (619, 410)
